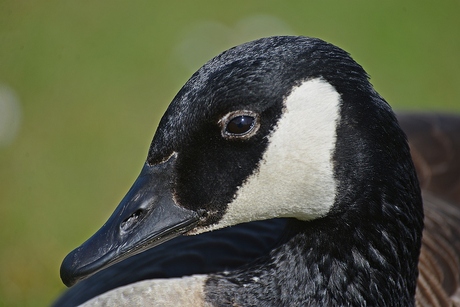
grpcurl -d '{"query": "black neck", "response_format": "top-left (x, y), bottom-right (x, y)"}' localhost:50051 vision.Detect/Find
top-left (205, 194), bottom-right (423, 306)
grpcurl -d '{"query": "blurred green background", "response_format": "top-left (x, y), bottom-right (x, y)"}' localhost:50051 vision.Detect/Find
top-left (0, 1), bottom-right (459, 306)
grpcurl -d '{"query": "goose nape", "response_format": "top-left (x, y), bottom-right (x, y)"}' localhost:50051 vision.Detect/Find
top-left (54, 36), bottom-right (460, 307)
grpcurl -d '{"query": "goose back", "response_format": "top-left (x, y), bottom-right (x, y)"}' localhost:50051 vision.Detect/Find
top-left (398, 114), bottom-right (460, 306)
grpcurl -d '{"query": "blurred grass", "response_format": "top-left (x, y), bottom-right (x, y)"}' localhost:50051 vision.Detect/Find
top-left (0, 1), bottom-right (459, 306)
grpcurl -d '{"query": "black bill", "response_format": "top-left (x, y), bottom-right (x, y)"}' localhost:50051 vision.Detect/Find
top-left (60, 154), bottom-right (202, 287)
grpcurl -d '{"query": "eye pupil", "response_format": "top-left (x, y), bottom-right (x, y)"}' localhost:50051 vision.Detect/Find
top-left (226, 115), bottom-right (255, 135)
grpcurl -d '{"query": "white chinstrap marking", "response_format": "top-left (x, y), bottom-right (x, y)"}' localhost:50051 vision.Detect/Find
top-left (79, 275), bottom-right (210, 307)
top-left (208, 78), bottom-right (340, 231)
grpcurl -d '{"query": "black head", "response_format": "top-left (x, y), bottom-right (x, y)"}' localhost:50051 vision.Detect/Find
top-left (60, 36), bottom-right (423, 289)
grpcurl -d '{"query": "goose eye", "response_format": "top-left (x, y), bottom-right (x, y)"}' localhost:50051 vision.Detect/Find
top-left (226, 115), bottom-right (255, 135)
top-left (220, 111), bottom-right (259, 139)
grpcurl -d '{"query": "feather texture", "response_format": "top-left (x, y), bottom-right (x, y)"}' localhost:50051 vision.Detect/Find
top-left (399, 114), bottom-right (460, 306)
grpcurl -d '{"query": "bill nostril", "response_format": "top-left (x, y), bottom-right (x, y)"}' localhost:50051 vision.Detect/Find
top-left (121, 209), bottom-right (144, 231)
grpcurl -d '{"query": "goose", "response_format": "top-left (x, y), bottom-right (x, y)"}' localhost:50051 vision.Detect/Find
top-left (55, 36), bottom-right (460, 306)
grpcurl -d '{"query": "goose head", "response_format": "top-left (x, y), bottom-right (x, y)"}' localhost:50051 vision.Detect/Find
top-left (60, 36), bottom-right (423, 295)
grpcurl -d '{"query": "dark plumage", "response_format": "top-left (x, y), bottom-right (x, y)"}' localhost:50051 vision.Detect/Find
top-left (54, 36), bottom-right (460, 306)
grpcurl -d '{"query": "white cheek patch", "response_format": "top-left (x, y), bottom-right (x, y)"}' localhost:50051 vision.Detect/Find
top-left (210, 78), bottom-right (340, 231)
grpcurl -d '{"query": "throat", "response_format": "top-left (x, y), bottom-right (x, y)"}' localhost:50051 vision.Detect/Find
top-left (205, 212), bottom-right (421, 306)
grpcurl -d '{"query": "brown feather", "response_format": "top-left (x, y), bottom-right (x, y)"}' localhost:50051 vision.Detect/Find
top-left (398, 114), bottom-right (460, 306)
